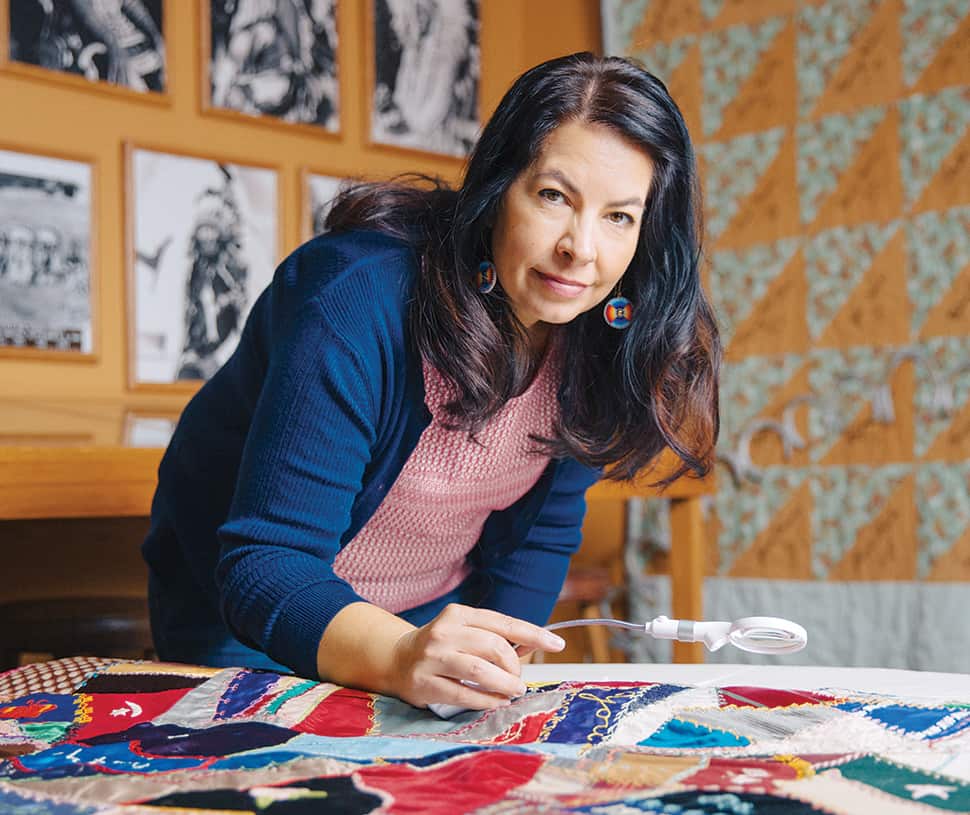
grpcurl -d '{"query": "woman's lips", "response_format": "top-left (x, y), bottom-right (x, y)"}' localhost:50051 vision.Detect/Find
top-left (534, 269), bottom-right (589, 298)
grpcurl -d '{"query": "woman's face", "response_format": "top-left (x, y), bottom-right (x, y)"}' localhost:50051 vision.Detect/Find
top-left (490, 120), bottom-right (653, 337)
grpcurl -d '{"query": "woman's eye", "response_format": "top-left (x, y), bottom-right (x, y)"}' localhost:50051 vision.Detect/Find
top-left (539, 189), bottom-right (564, 203)
top-left (607, 212), bottom-right (634, 226)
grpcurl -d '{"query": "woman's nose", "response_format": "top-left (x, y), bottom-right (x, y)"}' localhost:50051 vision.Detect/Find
top-left (557, 218), bottom-right (597, 265)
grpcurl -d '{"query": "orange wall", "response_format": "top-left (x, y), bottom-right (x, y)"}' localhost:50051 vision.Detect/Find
top-left (0, 1), bottom-right (599, 404)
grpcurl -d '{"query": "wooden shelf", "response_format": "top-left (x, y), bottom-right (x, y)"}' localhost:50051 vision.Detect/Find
top-left (0, 399), bottom-right (181, 520)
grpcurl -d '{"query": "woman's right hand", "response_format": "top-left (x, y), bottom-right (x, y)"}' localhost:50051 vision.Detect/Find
top-left (388, 604), bottom-right (565, 710)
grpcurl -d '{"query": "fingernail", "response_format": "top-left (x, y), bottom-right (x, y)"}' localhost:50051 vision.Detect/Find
top-left (543, 632), bottom-right (565, 650)
top-left (516, 683), bottom-right (528, 696)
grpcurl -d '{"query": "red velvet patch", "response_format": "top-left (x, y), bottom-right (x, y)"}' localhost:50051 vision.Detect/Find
top-left (294, 687), bottom-right (375, 736)
top-left (355, 748), bottom-right (545, 814)
top-left (717, 686), bottom-right (842, 708)
top-left (494, 710), bottom-right (558, 744)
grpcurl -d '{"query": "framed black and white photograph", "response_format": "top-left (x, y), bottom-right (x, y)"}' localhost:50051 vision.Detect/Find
top-left (301, 170), bottom-right (345, 240)
top-left (4, 0), bottom-right (167, 96)
top-left (370, 0), bottom-right (480, 158)
top-left (0, 146), bottom-right (96, 358)
top-left (204, 0), bottom-right (339, 133)
top-left (127, 146), bottom-right (278, 389)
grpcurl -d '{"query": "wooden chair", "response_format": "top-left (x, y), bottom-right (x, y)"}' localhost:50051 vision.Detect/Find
top-left (552, 566), bottom-right (622, 663)
top-left (0, 596), bottom-right (154, 672)
top-left (549, 458), bottom-right (713, 664)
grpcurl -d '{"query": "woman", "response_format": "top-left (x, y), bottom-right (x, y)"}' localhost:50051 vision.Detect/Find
top-left (144, 52), bottom-right (720, 712)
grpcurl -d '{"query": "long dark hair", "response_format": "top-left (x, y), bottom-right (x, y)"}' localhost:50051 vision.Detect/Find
top-left (326, 52), bottom-right (720, 484)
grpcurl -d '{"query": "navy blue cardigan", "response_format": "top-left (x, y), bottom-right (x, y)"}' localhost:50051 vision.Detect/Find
top-left (143, 230), bottom-right (600, 679)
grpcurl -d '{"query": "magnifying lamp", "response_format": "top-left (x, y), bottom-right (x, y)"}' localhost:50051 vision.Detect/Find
top-left (545, 614), bottom-right (808, 655)
top-left (428, 614), bottom-right (807, 718)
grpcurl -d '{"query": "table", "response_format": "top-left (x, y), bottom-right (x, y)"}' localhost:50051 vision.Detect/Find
top-left (0, 398), bottom-right (715, 661)
top-left (523, 662), bottom-right (970, 701)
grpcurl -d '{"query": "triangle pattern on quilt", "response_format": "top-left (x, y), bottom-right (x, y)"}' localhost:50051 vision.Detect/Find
top-left (726, 249), bottom-right (809, 361)
top-left (711, 238), bottom-right (801, 348)
top-left (912, 126), bottom-right (970, 216)
top-left (811, 0), bottom-right (901, 118)
top-left (811, 465), bottom-right (914, 579)
top-left (713, 19), bottom-right (797, 141)
top-left (915, 336), bottom-right (970, 460)
top-left (827, 473), bottom-right (917, 580)
top-left (630, 34), bottom-right (695, 79)
top-left (899, 87), bottom-right (970, 210)
top-left (700, 0), bottom-right (726, 20)
top-left (797, 0), bottom-right (881, 117)
top-left (627, 0), bottom-right (703, 50)
top-left (920, 263), bottom-right (970, 342)
top-left (808, 108), bottom-right (903, 233)
top-left (903, 0), bottom-right (969, 91)
top-left (712, 469), bottom-right (806, 576)
top-left (702, 128), bottom-right (788, 240)
top-left (701, 16), bottom-right (788, 138)
top-left (816, 228), bottom-right (910, 349)
top-left (907, 206), bottom-right (970, 338)
top-left (804, 222), bottom-right (899, 341)
top-left (916, 461), bottom-right (970, 580)
top-left (809, 346), bottom-right (914, 465)
top-left (797, 106), bottom-right (887, 227)
top-left (924, 396), bottom-right (970, 464)
top-left (702, 0), bottom-right (797, 29)
top-left (747, 361), bottom-right (813, 467)
top-left (728, 481), bottom-right (813, 579)
top-left (925, 515), bottom-right (970, 582)
top-left (602, 0), bottom-right (652, 53)
top-left (719, 354), bottom-right (804, 446)
top-left (631, 37), bottom-right (702, 136)
top-left (818, 362), bottom-right (915, 467)
top-left (713, 131), bottom-right (799, 249)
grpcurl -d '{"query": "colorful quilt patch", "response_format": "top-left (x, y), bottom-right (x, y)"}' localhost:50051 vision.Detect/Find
top-left (717, 686), bottom-right (844, 708)
top-left (0, 658), bottom-right (965, 813)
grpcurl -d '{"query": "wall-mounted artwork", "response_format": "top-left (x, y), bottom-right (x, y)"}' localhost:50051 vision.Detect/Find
top-left (0, 147), bottom-right (95, 357)
top-left (302, 171), bottom-right (345, 239)
top-left (204, 0), bottom-right (339, 132)
top-left (127, 146), bottom-right (278, 388)
top-left (5, 0), bottom-right (166, 95)
top-left (370, 0), bottom-right (479, 158)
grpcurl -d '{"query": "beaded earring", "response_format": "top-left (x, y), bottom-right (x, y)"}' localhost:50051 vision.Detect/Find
top-left (476, 260), bottom-right (496, 294)
top-left (603, 283), bottom-right (633, 329)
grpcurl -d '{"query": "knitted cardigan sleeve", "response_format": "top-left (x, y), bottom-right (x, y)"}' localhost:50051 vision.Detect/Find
top-left (215, 252), bottom-right (402, 680)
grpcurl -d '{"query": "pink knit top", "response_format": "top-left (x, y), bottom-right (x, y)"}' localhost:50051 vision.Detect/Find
top-left (333, 340), bottom-right (560, 613)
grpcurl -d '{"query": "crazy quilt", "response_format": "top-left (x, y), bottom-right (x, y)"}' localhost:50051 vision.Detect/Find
top-left (0, 658), bottom-right (967, 813)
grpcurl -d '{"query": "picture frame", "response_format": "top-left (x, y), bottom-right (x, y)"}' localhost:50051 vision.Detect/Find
top-left (0, 0), bottom-right (170, 103)
top-left (125, 144), bottom-right (280, 391)
top-left (201, 0), bottom-right (340, 135)
top-left (367, 0), bottom-right (480, 159)
top-left (300, 168), bottom-right (347, 241)
top-left (0, 144), bottom-right (98, 360)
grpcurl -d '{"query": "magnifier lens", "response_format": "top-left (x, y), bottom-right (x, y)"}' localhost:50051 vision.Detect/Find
top-left (728, 617), bottom-right (807, 655)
